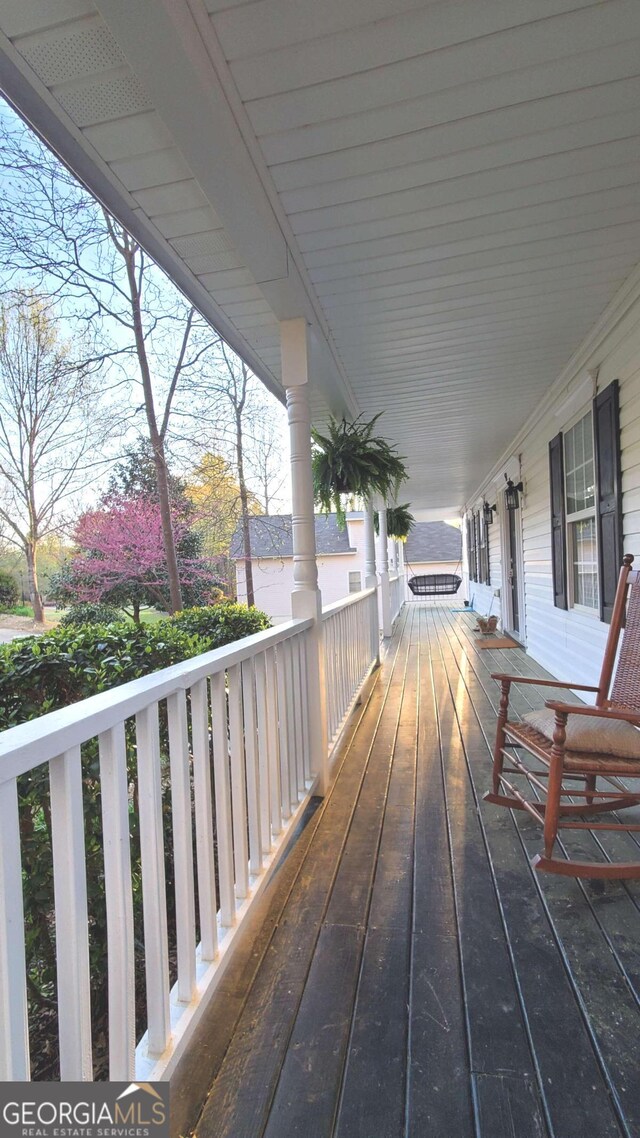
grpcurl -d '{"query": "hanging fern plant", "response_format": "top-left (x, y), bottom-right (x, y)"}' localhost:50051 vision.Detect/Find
top-left (311, 414), bottom-right (407, 528)
top-left (374, 503), bottom-right (415, 542)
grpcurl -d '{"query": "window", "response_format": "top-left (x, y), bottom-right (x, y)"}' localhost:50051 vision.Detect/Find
top-left (348, 571), bottom-right (362, 594)
top-left (564, 410), bottom-right (598, 610)
top-left (549, 379), bottom-right (623, 623)
top-left (466, 509), bottom-right (489, 585)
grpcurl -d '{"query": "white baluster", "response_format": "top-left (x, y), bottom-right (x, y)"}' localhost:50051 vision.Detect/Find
top-left (136, 704), bottom-right (170, 1056)
top-left (254, 652), bottom-right (273, 854)
top-left (0, 778), bottom-right (29, 1080)
top-left (241, 658), bottom-right (262, 876)
top-left (264, 647), bottom-right (282, 837)
top-left (210, 672), bottom-right (235, 928)
top-left (228, 664), bottom-right (249, 899)
top-left (275, 643), bottom-right (291, 820)
top-left (291, 637), bottom-right (305, 794)
top-left (282, 639), bottom-right (298, 808)
top-left (49, 746), bottom-right (92, 1078)
top-left (190, 680), bottom-right (218, 962)
top-left (300, 633), bottom-right (311, 783)
top-left (99, 724), bottom-right (135, 1079)
top-left (167, 691), bottom-right (196, 1002)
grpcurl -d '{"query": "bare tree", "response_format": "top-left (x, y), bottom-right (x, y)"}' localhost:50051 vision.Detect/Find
top-left (205, 346), bottom-right (258, 605)
top-left (0, 293), bottom-right (110, 621)
top-left (0, 102), bottom-right (219, 612)
top-left (246, 398), bottom-right (288, 515)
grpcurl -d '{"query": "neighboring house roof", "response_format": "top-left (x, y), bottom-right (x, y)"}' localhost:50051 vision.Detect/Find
top-left (231, 514), bottom-right (356, 560)
top-left (405, 521), bottom-right (462, 564)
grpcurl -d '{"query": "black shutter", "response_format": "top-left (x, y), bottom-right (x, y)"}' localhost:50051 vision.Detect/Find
top-left (549, 431), bottom-right (567, 609)
top-left (467, 515), bottom-right (476, 582)
top-left (483, 514), bottom-right (491, 585)
top-left (594, 379), bottom-right (623, 623)
top-left (473, 511), bottom-right (481, 583)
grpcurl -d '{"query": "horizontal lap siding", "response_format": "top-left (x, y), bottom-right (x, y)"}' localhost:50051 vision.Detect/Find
top-left (236, 554), bottom-right (366, 621)
top-left (521, 311), bottom-right (640, 687)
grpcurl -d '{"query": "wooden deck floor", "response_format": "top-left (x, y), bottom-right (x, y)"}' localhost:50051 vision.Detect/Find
top-left (191, 606), bottom-right (640, 1138)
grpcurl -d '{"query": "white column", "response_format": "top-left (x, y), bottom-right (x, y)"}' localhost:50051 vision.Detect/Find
top-left (399, 540), bottom-right (408, 601)
top-left (364, 499), bottom-right (377, 589)
top-left (377, 504), bottom-right (392, 638)
top-left (363, 499), bottom-right (380, 664)
top-left (282, 318), bottom-right (329, 794)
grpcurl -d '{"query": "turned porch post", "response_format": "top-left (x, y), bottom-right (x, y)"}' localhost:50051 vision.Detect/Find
top-left (377, 504), bottom-right (392, 638)
top-left (398, 539), bottom-right (408, 601)
top-left (281, 318), bottom-right (329, 795)
top-left (364, 499), bottom-right (380, 665)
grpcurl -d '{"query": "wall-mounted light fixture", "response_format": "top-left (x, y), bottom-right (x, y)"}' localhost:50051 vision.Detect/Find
top-left (482, 500), bottom-right (497, 525)
top-left (504, 474), bottom-right (524, 511)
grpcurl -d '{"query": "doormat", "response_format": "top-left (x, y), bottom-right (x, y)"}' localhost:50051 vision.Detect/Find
top-left (475, 636), bottom-right (519, 649)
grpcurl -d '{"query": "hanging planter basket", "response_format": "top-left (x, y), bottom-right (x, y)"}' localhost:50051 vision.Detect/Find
top-left (311, 414), bottom-right (408, 529)
top-left (374, 503), bottom-right (415, 542)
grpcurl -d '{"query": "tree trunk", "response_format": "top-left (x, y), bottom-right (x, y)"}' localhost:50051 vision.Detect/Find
top-left (236, 410), bottom-right (254, 607)
top-left (25, 541), bottom-right (44, 622)
top-left (150, 435), bottom-right (184, 613)
top-left (122, 241), bottom-right (183, 613)
top-left (132, 598), bottom-right (140, 625)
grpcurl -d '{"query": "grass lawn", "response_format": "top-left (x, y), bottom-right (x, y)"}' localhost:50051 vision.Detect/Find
top-left (138, 608), bottom-right (169, 624)
top-left (0, 605), bottom-right (168, 626)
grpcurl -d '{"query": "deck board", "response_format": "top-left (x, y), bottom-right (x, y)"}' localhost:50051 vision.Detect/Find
top-left (194, 606), bottom-right (640, 1138)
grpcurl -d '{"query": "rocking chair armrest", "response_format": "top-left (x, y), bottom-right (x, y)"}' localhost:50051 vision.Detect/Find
top-left (491, 673), bottom-right (600, 692)
top-left (544, 701), bottom-right (640, 725)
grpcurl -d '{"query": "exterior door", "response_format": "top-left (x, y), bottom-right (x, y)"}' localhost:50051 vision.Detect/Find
top-left (507, 506), bottom-right (520, 634)
top-left (501, 493), bottom-right (524, 640)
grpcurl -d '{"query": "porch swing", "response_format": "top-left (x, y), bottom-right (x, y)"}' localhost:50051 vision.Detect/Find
top-left (407, 573), bottom-right (462, 597)
top-left (407, 550), bottom-right (462, 597)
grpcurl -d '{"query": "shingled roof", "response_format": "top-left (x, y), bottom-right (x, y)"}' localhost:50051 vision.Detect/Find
top-left (404, 521), bottom-right (462, 564)
top-left (230, 514), bottom-right (356, 560)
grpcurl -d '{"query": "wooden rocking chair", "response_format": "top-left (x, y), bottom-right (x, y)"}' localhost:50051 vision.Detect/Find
top-left (486, 554), bottom-right (640, 879)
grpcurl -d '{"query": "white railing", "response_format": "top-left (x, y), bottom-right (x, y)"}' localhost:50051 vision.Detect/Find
top-left (322, 587), bottom-right (379, 751)
top-left (0, 618), bottom-right (318, 1083)
top-left (390, 573), bottom-right (404, 625)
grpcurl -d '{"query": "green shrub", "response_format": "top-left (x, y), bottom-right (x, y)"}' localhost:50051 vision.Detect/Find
top-left (0, 569), bottom-right (19, 611)
top-left (172, 601), bottom-right (270, 646)
top-left (59, 601), bottom-right (123, 627)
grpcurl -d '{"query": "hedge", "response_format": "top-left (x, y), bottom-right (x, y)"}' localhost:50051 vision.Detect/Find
top-left (58, 601), bottom-right (124, 627)
top-left (0, 601), bottom-right (270, 1077)
top-left (0, 601), bottom-right (270, 730)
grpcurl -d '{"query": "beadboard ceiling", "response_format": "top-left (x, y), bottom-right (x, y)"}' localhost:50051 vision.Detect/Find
top-left (2, 0), bottom-right (640, 507)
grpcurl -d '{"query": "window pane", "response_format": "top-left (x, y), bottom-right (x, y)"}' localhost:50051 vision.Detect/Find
top-left (572, 517), bottom-right (598, 609)
top-left (564, 411), bottom-right (595, 514)
top-left (348, 571), bottom-right (362, 594)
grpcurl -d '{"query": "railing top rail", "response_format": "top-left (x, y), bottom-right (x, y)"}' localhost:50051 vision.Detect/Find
top-left (0, 617), bottom-right (313, 783)
top-left (389, 574), bottom-right (401, 583)
top-left (321, 586), bottom-right (377, 620)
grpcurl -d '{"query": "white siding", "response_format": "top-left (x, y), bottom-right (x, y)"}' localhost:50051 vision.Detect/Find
top-left (235, 552), bottom-right (366, 622)
top-left (464, 292), bottom-right (640, 689)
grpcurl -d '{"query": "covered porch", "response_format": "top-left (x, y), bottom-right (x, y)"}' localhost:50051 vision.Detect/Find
top-left (177, 605), bottom-right (640, 1138)
top-left (1, 1), bottom-right (640, 1129)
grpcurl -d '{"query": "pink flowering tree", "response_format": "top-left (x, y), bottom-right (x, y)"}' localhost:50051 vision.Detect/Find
top-left (53, 495), bottom-right (219, 621)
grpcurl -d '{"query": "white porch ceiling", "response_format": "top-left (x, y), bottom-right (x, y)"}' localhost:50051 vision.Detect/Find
top-left (2, 0), bottom-right (640, 508)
